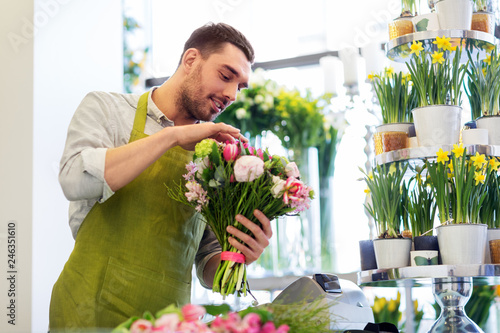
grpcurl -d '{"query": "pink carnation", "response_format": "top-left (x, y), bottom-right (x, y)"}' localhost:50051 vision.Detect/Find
top-left (154, 313), bottom-right (180, 332)
top-left (234, 156), bottom-right (265, 182)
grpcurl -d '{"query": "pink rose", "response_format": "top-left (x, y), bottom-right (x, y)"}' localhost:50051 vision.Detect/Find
top-left (223, 143), bottom-right (240, 162)
top-left (130, 319), bottom-right (153, 333)
top-left (234, 156), bottom-right (265, 182)
top-left (154, 313), bottom-right (180, 332)
top-left (285, 162), bottom-right (300, 178)
top-left (181, 304), bottom-right (206, 322)
top-left (255, 148), bottom-right (264, 160)
top-left (277, 324), bottom-right (290, 333)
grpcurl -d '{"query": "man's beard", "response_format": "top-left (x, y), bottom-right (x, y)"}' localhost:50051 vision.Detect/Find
top-left (177, 65), bottom-right (217, 122)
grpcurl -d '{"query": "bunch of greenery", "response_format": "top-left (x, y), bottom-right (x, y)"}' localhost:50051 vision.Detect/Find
top-left (361, 162), bottom-right (409, 238)
top-left (406, 168), bottom-right (437, 236)
top-left (466, 47), bottom-right (500, 119)
top-left (425, 144), bottom-right (494, 224)
top-left (368, 68), bottom-right (418, 124)
top-left (406, 37), bottom-right (467, 107)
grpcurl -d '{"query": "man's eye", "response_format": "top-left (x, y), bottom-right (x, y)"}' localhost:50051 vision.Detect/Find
top-left (221, 73), bottom-right (230, 81)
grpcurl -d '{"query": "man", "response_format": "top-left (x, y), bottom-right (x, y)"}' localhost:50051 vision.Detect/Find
top-left (50, 22), bottom-right (272, 331)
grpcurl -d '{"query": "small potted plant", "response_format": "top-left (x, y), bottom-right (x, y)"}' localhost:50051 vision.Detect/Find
top-left (425, 144), bottom-right (492, 264)
top-left (406, 167), bottom-right (439, 251)
top-left (389, 0), bottom-right (419, 40)
top-left (369, 68), bottom-right (418, 154)
top-left (406, 37), bottom-right (467, 147)
top-left (471, 0), bottom-right (495, 34)
top-left (435, 0), bottom-right (474, 30)
top-left (479, 158), bottom-right (500, 263)
top-left (361, 162), bottom-right (412, 269)
top-left (466, 46), bottom-right (500, 145)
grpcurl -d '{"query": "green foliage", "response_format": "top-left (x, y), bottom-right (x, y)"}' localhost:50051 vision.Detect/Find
top-left (361, 162), bottom-right (409, 238)
top-left (406, 168), bottom-right (437, 236)
top-left (369, 69), bottom-right (418, 124)
top-left (466, 47), bottom-right (500, 119)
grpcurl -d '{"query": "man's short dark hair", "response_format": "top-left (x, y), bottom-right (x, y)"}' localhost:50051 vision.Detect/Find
top-left (180, 22), bottom-right (255, 65)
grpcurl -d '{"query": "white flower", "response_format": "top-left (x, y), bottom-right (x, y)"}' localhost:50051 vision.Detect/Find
top-left (195, 156), bottom-right (210, 178)
top-left (254, 94), bottom-right (264, 104)
top-left (235, 108), bottom-right (247, 120)
top-left (271, 176), bottom-right (286, 198)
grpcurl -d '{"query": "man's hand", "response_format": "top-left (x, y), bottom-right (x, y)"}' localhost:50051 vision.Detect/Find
top-left (174, 122), bottom-right (247, 151)
top-left (226, 209), bottom-right (273, 264)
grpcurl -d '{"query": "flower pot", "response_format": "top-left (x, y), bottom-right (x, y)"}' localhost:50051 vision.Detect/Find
top-left (410, 250), bottom-right (439, 266)
top-left (412, 13), bottom-right (441, 31)
top-left (359, 239), bottom-right (377, 271)
top-left (435, 0), bottom-right (473, 30)
top-left (436, 223), bottom-right (487, 265)
top-left (412, 105), bottom-right (462, 147)
top-left (414, 235), bottom-right (439, 251)
top-left (475, 115), bottom-right (500, 145)
top-left (471, 11), bottom-right (495, 34)
top-left (484, 228), bottom-right (500, 263)
top-left (388, 16), bottom-right (414, 40)
top-left (373, 238), bottom-right (412, 269)
top-left (461, 128), bottom-right (488, 145)
top-left (490, 239), bottom-right (500, 263)
top-left (414, 235), bottom-right (441, 264)
top-left (373, 123), bottom-right (414, 154)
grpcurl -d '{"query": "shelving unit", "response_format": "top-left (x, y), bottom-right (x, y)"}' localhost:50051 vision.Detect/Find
top-left (386, 29), bottom-right (498, 62)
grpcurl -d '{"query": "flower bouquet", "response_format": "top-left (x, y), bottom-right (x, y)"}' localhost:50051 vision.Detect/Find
top-left (112, 303), bottom-right (290, 333)
top-left (167, 139), bottom-right (314, 297)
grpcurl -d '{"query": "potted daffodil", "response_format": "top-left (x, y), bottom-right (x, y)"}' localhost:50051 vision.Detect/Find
top-left (361, 162), bottom-right (412, 269)
top-left (406, 37), bottom-right (468, 147)
top-left (369, 68), bottom-right (418, 155)
top-left (425, 143), bottom-right (493, 264)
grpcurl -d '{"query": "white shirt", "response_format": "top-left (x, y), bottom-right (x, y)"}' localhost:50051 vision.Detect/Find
top-left (59, 88), bottom-right (220, 286)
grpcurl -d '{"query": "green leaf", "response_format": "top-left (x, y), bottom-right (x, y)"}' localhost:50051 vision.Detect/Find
top-left (203, 303), bottom-right (232, 317)
top-left (416, 18), bottom-right (429, 31)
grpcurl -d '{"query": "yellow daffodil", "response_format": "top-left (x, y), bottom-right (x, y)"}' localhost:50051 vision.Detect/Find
top-left (448, 160), bottom-right (454, 173)
top-left (368, 72), bottom-right (376, 80)
top-left (433, 35), bottom-right (452, 50)
top-left (471, 152), bottom-right (487, 169)
top-left (388, 163), bottom-right (397, 175)
top-left (482, 67), bottom-right (487, 77)
top-left (452, 143), bottom-right (465, 158)
top-left (432, 51), bottom-right (445, 65)
top-left (364, 188), bottom-right (370, 195)
top-left (475, 171), bottom-right (486, 185)
top-left (484, 44), bottom-right (496, 52)
top-left (410, 40), bottom-right (424, 56)
top-left (483, 54), bottom-right (492, 65)
top-left (414, 299), bottom-right (419, 312)
top-left (385, 66), bottom-right (395, 77)
top-left (448, 45), bottom-right (457, 51)
top-left (388, 299), bottom-right (398, 312)
top-left (448, 172), bottom-right (454, 179)
top-left (402, 73), bottom-right (412, 83)
top-left (416, 173), bottom-right (422, 184)
top-left (368, 171), bottom-right (373, 180)
top-left (436, 148), bottom-right (449, 164)
top-left (489, 158), bottom-right (500, 171)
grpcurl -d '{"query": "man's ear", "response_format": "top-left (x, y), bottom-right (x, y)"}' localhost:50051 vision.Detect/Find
top-left (181, 48), bottom-right (201, 74)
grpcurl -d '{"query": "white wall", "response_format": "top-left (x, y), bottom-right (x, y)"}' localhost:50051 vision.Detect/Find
top-left (0, 2), bottom-right (34, 332)
top-left (32, 0), bottom-right (123, 332)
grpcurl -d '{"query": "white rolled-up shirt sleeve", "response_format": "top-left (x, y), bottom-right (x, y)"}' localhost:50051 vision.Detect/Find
top-left (59, 91), bottom-right (119, 202)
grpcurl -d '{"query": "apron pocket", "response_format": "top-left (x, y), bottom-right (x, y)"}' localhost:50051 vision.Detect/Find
top-left (97, 256), bottom-right (191, 327)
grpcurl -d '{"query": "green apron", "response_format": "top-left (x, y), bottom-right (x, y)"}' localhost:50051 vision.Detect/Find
top-left (49, 92), bottom-right (204, 331)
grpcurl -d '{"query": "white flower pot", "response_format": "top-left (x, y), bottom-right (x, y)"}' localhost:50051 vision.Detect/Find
top-left (435, 0), bottom-right (473, 30)
top-left (412, 13), bottom-right (441, 31)
top-left (484, 229), bottom-right (500, 264)
top-left (461, 128), bottom-right (488, 145)
top-left (412, 105), bottom-right (462, 147)
top-left (373, 238), bottom-right (412, 269)
top-left (436, 224), bottom-right (487, 265)
top-left (476, 115), bottom-right (500, 145)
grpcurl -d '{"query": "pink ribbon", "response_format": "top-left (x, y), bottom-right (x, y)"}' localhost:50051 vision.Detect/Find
top-left (221, 251), bottom-right (246, 264)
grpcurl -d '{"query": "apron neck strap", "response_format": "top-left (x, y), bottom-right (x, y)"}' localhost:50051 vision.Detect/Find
top-left (133, 92), bottom-right (150, 133)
